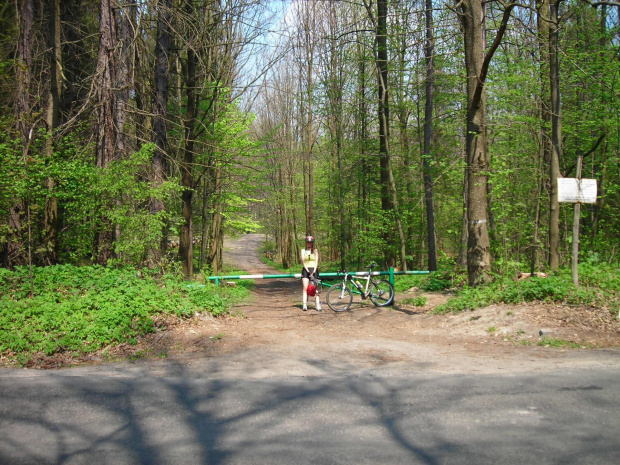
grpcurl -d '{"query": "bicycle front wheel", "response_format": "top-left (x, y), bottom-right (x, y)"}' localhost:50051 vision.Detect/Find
top-left (369, 279), bottom-right (394, 306)
top-left (326, 283), bottom-right (353, 312)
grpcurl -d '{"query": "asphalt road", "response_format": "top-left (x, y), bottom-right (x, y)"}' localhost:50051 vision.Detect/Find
top-left (1, 365), bottom-right (619, 465)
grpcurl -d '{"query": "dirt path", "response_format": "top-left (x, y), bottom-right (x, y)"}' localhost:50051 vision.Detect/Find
top-left (17, 234), bottom-right (618, 374)
top-left (119, 233), bottom-right (620, 378)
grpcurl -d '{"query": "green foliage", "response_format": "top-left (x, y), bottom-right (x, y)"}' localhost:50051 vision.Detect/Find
top-left (0, 265), bottom-right (247, 361)
top-left (400, 296), bottom-right (428, 307)
top-left (500, 275), bottom-right (568, 304)
top-left (393, 274), bottom-right (426, 292)
top-left (394, 270), bottom-right (460, 293)
top-left (199, 97), bottom-right (264, 237)
top-left (71, 143), bottom-right (181, 264)
top-left (434, 284), bottom-right (503, 313)
top-left (425, 272), bottom-right (456, 292)
top-left (434, 264), bottom-right (620, 314)
top-left (0, 131), bottom-right (181, 267)
top-left (537, 337), bottom-right (585, 349)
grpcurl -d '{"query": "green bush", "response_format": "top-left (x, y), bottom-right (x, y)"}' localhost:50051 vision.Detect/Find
top-left (500, 275), bottom-right (568, 304)
top-left (0, 265), bottom-right (247, 360)
top-left (394, 270), bottom-right (461, 293)
top-left (424, 272), bottom-right (456, 291)
top-left (434, 264), bottom-right (620, 314)
top-left (401, 296), bottom-right (428, 307)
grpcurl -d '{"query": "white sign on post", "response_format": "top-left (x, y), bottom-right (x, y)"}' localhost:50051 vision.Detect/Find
top-left (557, 178), bottom-right (597, 204)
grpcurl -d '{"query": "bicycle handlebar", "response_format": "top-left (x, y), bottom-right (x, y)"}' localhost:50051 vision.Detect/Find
top-left (338, 264), bottom-right (376, 274)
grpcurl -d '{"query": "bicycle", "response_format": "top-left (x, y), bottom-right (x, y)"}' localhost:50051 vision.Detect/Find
top-left (326, 263), bottom-right (395, 312)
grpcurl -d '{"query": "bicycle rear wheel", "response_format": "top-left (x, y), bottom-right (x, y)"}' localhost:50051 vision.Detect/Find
top-left (326, 283), bottom-right (353, 312)
top-left (369, 279), bottom-right (394, 306)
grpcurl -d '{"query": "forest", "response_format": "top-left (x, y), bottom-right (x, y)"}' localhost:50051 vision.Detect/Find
top-left (1, 0), bottom-right (619, 287)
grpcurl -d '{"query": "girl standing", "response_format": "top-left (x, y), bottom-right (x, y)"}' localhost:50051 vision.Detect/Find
top-left (301, 235), bottom-right (321, 311)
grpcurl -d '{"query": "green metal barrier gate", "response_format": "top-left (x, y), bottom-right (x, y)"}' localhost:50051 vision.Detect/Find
top-left (208, 268), bottom-right (429, 287)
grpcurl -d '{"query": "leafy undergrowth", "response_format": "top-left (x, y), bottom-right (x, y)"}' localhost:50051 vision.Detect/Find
top-left (0, 265), bottom-right (249, 365)
top-left (430, 264), bottom-right (620, 316)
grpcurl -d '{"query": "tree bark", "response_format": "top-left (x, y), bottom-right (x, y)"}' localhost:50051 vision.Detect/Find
top-left (179, 44), bottom-right (197, 278)
top-left (16, 0), bottom-right (34, 142)
top-left (93, 0), bottom-right (118, 265)
top-left (115, 1), bottom-right (135, 159)
top-left (457, 0), bottom-right (515, 286)
top-left (43, 0), bottom-right (62, 265)
top-left (423, 0), bottom-right (438, 272)
top-left (297, 0), bottom-right (318, 237)
top-left (377, 0), bottom-right (393, 222)
top-left (6, 0), bottom-right (35, 267)
top-left (95, 0), bottom-right (117, 168)
top-left (208, 153), bottom-right (224, 274)
top-left (548, 0), bottom-right (563, 270)
top-left (459, 146), bottom-right (468, 269)
top-left (459, 0), bottom-right (491, 285)
top-left (571, 154), bottom-right (583, 286)
top-left (356, 37), bottom-right (370, 268)
top-left (536, 0), bottom-right (551, 272)
top-left (376, 0), bottom-right (407, 269)
top-left (151, 0), bottom-right (171, 261)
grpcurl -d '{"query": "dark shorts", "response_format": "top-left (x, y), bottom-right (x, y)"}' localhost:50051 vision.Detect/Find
top-left (301, 268), bottom-right (319, 280)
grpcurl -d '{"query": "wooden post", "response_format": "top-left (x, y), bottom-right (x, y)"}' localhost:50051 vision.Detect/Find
top-left (571, 154), bottom-right (583, 287)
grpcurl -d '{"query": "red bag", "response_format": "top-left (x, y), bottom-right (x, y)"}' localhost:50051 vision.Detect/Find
top-left (307, 283), bottom-right (316, 296)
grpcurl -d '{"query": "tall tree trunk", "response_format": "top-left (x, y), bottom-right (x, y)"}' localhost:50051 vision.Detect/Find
top-left (307, 70), bottom-right (316, 239)
top-left (44, 0), bottom-right (62, 265)
top-left (461, 0), bottom-right (491, 286)
top-left (571, 153), bottom-right (583, 286)
top-left (277, 163), bottom-right (291, 268)
top-left (112, 1), bottom-right (136, 248)
top-left (298, 0), bottom-right (317, 236)
top-left (395, 9), bottom-right (416, 267)
top-left (95, 0), bottom-right (117, 168)
top-left (209, 209), bottom-right (223, 274)
top-left (151, 0), bottom-right (171, 261)
top-left (209, 154), bottom-right (224, 274)
top-left (459, 147), bottom-right (468, 269)
top-left (591, 6), bottom-right (608, 244)
top-left (200, 173), bottom-right (211, 270)
top-left (377, 0), bottom-right (393, 254)
top-left (17, 0), bottom-right (34, 142)
top-left (377, 0), bottom-right (390, 216)
top-left (536, 0), bottom-right (551, 271)
top-left (180, 45), bottom-right (197, 278)
top-left (531, 146), bottom-right (545, 273)
top-left (94, 0), bottom-right (118, 264)
top-left (325, 0), bottom-right (346, 269)
top-left (356, 38), bottom-right (370, 268)
top-left (6, 0), bottom-right (35, 267)
top-left (376, 0), bottom-right (407, 269)
top-left (115, 1), bottom-right (135, 159)
top-left (423, 0), bottom-right (438, 272)
top-left (548, 0), bottom-right (563, 270)
top-left (457, 0), bottom-right (515, 286)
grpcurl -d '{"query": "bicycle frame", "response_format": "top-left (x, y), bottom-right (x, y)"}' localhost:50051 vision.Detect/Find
top-left (338, 268), bottom-right (376, 299)
top-left (343, 271), bottom-right (372, 298)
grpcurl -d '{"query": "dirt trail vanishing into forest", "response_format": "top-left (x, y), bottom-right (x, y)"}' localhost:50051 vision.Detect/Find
top-left (10, 233), bottom-right (620, 375)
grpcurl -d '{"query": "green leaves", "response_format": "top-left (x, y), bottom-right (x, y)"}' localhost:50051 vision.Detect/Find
top-left (0, 265), bottom-right (243, 362)
top-left (500, 276), bottom-right (568, 304)
top-left (433, 264), bottom-right (620, 314)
